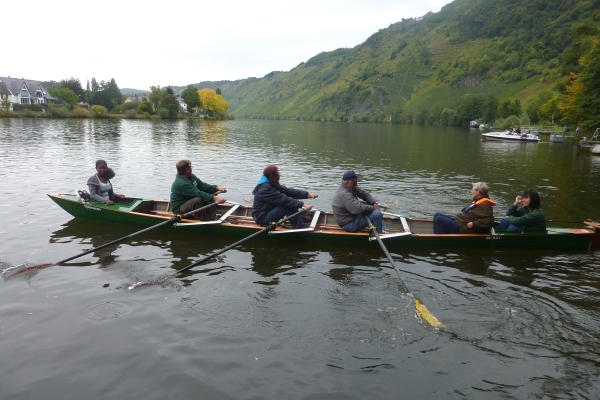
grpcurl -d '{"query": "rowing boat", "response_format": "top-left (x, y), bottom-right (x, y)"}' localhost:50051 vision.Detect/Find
top-left (48, 194), bottom-right (600, 251)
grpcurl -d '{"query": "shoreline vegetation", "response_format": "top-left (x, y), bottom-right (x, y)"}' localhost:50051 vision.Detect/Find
top-left (0, 109), bottom-right (571, 135)
top-left (0, 107), bottom-right (234, 121)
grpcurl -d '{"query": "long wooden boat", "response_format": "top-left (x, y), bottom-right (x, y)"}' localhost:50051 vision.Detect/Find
top-left (48, 194), bottom-right (600, 251)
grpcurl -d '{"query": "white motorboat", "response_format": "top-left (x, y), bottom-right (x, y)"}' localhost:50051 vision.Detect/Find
top-left (482, 130), bottom-right (540, 143)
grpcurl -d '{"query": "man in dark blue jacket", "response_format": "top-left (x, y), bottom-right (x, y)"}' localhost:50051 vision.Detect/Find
top-left (252, 164), bottom-right (317, 229)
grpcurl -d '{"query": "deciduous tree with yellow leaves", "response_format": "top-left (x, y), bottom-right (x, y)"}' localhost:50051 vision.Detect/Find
top-left (198, 88), bottom-right (230, 118)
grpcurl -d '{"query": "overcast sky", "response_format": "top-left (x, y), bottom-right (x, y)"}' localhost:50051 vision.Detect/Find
top-left (4, 0), bottom-right (451, 90)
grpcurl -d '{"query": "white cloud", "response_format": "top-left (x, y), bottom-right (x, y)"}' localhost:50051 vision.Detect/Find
top-left (4, 0), bottom-right (451, 89)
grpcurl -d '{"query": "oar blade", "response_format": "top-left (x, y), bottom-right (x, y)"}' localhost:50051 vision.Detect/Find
top-left (415, 299), bottom-right (446, 329)
top-left (2, 263), bottom-right (56, 279)
top-left (128, 273), bottom-right (172, 290)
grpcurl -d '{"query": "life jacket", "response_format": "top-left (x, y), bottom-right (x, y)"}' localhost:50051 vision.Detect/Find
top-left (461, 197), bottom-right (496, 216)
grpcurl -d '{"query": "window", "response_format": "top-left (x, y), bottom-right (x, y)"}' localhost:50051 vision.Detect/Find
top-left (21, 98), bottom-right (30, 104)
top-left (21, 89), bottom-right (29, 98)
top-left (36, 90), bottom-right (43, 98)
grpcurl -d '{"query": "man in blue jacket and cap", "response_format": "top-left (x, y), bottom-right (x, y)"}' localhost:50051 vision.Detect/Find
top-left (331, 170), bottom-right (386, 234)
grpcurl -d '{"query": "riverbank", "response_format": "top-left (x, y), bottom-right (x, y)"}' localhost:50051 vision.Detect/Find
top-left (0, 110), bottom-right (234, 120)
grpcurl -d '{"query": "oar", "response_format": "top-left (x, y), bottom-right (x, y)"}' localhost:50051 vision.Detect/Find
top-left (365, 216), bottom-right (445, 329)
top-left (2, 200), bottom-right (222, 278)
top-left (129, 209), bottom-right (307, 289)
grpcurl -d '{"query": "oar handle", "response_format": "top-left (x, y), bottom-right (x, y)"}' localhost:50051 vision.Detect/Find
top-left (176, 208), bottom-right (306, 275)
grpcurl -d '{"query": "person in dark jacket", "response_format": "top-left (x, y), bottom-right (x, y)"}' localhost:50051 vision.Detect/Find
top-left (433, 182), bottom-right (496, 234)
top-left (87, 159), bottom-right (125, 205)
top-left (252, 165), bottom-right (317, 229)
top-left (170, 159), bottom-right (227, 220)
top-left (496, 189), bottom-right (546, 232)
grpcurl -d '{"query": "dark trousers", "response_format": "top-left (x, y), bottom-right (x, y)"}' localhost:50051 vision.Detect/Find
top-left (178, 197), bottom-right (217, 221)
top-left (433, 212), bottom-right (461, 234)
top-left (262, 206), bottom-right (304, 229)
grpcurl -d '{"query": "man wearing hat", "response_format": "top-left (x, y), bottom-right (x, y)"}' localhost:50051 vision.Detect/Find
top-left (332, 170), bottom-right (386, 234)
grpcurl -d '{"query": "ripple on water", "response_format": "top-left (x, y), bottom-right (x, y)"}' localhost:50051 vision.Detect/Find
top-left (81, 299), bottom-right (142, 322)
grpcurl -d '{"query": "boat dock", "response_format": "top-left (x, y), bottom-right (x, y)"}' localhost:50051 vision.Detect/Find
top-left (578, 128), bottom-right (600, 148)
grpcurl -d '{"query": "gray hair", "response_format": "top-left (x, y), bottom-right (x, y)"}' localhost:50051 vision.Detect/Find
top-left (472, 182), bottom-right (489, 196)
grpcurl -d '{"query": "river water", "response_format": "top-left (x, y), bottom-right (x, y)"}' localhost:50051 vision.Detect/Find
top-left (1, 119), bottom-right (599, 399)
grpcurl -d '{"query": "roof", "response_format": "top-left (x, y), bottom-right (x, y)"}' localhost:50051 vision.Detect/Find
top-left (0, 76), bottom-right (55, 100)
top-left (0, 81), bottom-right (9, 96)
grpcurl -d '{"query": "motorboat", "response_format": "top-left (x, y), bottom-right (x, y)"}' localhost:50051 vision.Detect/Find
top-left (482, 130), bottom-right (540, 143)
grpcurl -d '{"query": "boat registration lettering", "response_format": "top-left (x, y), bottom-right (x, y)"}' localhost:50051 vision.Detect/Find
top-left (486, 236), bottom-right (501, 240)
top-left (84, 205), bottom-right (101, 212)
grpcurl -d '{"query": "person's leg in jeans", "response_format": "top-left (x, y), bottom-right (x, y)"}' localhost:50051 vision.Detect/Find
top-left (495, 217), bottom-right (521, 232)
top-left (366, 210), bottom-right (386, 233)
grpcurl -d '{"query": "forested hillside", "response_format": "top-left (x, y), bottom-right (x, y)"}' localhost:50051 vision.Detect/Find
top-left (176, 0), bottom-right (600, 130)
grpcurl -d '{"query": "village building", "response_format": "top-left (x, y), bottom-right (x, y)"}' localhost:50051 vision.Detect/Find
top-left (0, 76), bottom-right (55, 108)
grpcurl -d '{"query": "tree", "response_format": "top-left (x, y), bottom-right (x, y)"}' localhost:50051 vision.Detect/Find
top-left (147, 86), bottom-right (180, 118)
top-left (149, 86), bottom-right (162, 113)
top-left (161, 87), bottom-right (180, 118)
top-left (86, 77), bottom-right (122, 111)
top-left (482, 96), bottom-right (499, 123)
top-left (60, 77), bottom-right (85, 99)
top-left (181, 85), bottom-right (201, 114)
top-left (456, 95), bottom-right (484, 125)
top-left (1, 98), bottom-right (11, 113)
top-left (50, 87), bottom-right (79, 110)
top-left (199, 88), bottom-right (230, 117)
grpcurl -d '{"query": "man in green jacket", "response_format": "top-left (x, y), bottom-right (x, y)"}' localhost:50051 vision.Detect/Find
top-left (170, 159), bottom-right (227, 220)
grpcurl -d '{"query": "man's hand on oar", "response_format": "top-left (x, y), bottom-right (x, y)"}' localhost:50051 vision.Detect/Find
top-left (2, 200), bottom-right (222, 279)
top-left (129, 208), bottom-right (308, 290)
top-left (365, 216), bottom-right (445, 329)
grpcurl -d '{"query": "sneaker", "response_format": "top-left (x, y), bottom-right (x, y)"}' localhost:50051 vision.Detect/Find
top-left (381, 230), bottom-right (389, 235)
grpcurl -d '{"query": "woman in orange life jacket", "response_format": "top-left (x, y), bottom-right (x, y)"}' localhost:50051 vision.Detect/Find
top-left (433, 182), bottom-right (496, 234)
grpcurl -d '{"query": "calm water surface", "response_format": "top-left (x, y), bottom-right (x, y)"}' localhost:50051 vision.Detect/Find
top-left (1, 119), bottom-right (599, 399)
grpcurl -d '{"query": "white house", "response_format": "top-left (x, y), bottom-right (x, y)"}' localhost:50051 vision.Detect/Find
top-left (0, 76), bottom-right (55, 106)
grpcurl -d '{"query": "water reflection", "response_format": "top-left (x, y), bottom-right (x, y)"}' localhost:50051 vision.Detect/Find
top-left (2, 119), bottom-right (600, 398)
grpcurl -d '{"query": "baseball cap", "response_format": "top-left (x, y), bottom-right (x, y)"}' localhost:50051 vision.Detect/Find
top-left (342, 170), bottom-right (362, 182)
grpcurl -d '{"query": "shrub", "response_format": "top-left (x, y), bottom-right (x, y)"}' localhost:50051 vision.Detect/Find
top-left (31, 104), bottom-right (43, 112)
top-left (24, 109), bottom-right (35, 118)
top-left (12, 104), bottom-right (25, 111)
top-left (0, 110), bottom-right (7, 118)
top-left (73, 106), bottom-right (89, 118)
top-left (50, 106), bottom-right (70, 118)
top-left (137, 101), bottom-right (153, 114)
top-left (125, 109), bottom-right (137, 119)
top-left (90, 105), bottom-right (108, 118)
top-left (157, 107), bottom-right (169, 119)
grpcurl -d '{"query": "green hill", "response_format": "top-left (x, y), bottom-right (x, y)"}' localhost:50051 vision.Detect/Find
top-left (175, 0), bottom-right (600, 127)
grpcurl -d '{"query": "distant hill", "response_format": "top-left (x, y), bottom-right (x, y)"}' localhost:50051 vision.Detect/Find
top-left (121, 88), bottom-right (151, 95)
top-left (169, 81), bottom-right (232, 95)
top-left (177, 0), bottom-right (600, 126)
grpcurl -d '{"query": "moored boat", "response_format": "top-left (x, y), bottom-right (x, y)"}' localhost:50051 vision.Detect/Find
top-left (48, 194), bottom-right (600, 251)
top-left (482, 130), bottom-right (540, 143)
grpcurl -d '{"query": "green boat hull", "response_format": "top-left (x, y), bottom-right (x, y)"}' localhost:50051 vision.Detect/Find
top-left (48, 194), bottom-right (600, 251)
